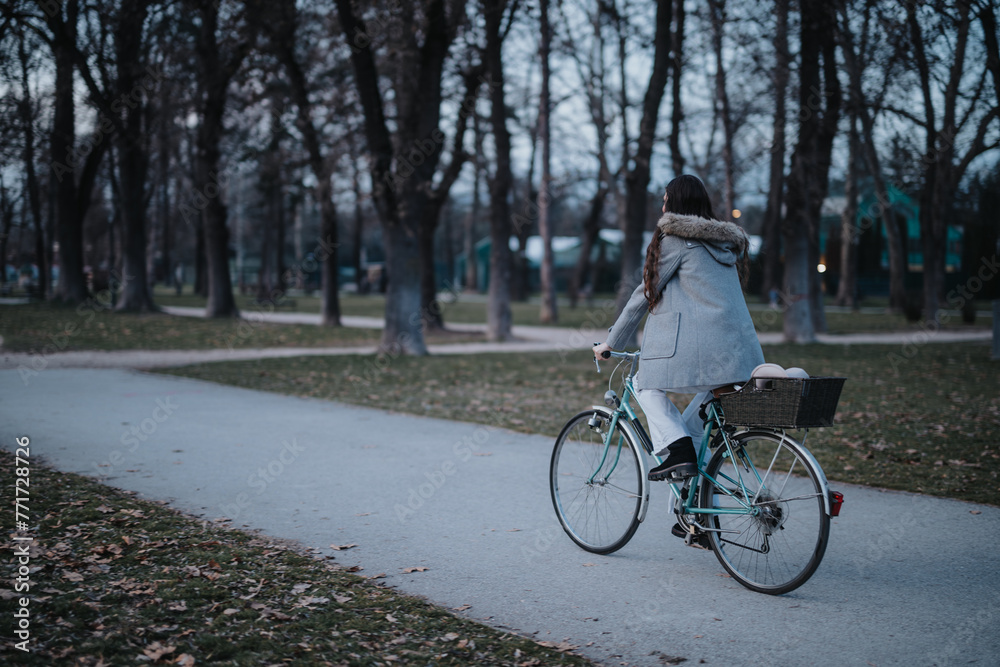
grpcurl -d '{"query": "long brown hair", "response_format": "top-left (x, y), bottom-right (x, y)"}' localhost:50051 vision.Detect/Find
top-left (643, 175), bottom-right (748, 311)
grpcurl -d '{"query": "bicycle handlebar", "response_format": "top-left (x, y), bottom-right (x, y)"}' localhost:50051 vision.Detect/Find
top-left (592, 344), bottom-right (639, 373)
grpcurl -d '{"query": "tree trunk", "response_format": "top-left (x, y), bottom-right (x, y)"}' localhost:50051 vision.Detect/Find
top-left (709, 0), bottom-right (735, 219)
top-left (18, 32), bottom-right (47, 300)
top-left (669, 0), bottom-right (686, 177)
top-left (0, 181), bottom-right (13, 292)
top-left (616, 0), bottom-right (672, 322)
top-left (273, 25), bottom-right (340, 325)
top-left (485, 0), bottom-right (514, 341)
top-left (351, 141), bottom-right (366, 293)
top-left (317, 184), bottom-right (341, 326)
top-left (569, 184), bottom-right (608, 308)
top-left (782, 0), bottom-right (839, 342)
top-left (420, 201), bottom-right (444, 330)
top-left (807, 4), bottom-right (840, 334)
top-left (761, 0), bottom-right (789, 302)
top-left (419, 62), bottom-right (483, 329)
top-left (192, 2), bottom-right (241, 318)
top-left (463, 113), bottom-right (482, 293)
top-left (836, 113), bottom-right (859, 309)
top-left (50, 0), bottom-right (88, 303)
top-left (114, 0), bottom-right (155, 312)
top-left (334, 0), bottom-right (456, 354)
top-left (907, 1), bottom-right (975, 325)
top-left (838, 2), bottom-right (905, 311)
top-left (537, 0), bottom-right (557, 324)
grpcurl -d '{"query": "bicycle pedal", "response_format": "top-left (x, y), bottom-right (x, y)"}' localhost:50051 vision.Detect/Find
top-left (685, 534), bottom-right (711, 551)
top-left (672, 522), bottom-right (711, 550)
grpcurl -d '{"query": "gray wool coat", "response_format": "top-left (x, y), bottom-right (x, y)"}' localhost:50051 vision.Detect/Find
top-left (607, 212), bottom-right (765, 392)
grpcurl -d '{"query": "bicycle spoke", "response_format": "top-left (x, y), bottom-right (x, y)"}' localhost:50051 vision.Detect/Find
top-left (700, 431), bottom-right (830, 594)
top-left (551, 411), bottom-right (644, 555)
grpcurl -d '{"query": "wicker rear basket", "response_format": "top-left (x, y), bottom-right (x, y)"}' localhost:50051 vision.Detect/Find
top-left (717, 377), bottom-right (846, 428)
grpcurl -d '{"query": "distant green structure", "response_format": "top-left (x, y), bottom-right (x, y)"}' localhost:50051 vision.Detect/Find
top-left (821, 182), bottom-right (964, 296)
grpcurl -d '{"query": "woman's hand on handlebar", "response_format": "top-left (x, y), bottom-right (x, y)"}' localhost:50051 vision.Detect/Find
top-left (592, 342), bottom-right (612, 361)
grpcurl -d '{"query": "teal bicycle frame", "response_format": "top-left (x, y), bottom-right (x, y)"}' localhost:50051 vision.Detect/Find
top-left (593, 369), bottom-right (817, 527)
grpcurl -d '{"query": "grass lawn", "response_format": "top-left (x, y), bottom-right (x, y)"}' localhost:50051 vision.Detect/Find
top-left (152, 286), bottom-right (993, 334)
top-left (160, 342), bottom-right (1000, 507)
top-left (0, 302), bottom-right (480, 353)
top-left (0, 450), bottom-right (590, 666)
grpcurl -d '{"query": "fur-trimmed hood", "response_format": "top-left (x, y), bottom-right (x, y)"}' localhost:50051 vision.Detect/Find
top-left (656, 211), bottom-right (749, 266)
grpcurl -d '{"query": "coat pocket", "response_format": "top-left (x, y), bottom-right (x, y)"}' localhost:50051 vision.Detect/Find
top-left (641, 311), bottom-right (680, 360)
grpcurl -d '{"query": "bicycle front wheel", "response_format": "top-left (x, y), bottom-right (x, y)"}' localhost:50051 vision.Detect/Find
top-left (699, 430), bottom-right (830, 594)
top-left (550, 409), bottom-right (644, 554)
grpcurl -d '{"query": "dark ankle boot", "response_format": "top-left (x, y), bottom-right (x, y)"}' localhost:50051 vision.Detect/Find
top-left (648, 436), bottom-right (697, 481)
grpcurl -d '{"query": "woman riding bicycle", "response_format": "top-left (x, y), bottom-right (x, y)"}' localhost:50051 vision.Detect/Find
top-left (593, 174), bottom-right (764, 482)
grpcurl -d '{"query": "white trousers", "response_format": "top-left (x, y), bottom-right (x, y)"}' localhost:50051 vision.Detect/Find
top-left (636, 389), bottom-right (713, 456)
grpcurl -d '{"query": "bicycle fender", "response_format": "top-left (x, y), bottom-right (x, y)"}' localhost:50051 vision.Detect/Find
top-left (772, 430), bottom-right (833, 516)
top-left (592, 405), bottom-right (652, 523)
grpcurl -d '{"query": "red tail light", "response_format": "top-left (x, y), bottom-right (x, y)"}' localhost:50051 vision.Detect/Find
top-left (829, 490), bottom-right (844, 517)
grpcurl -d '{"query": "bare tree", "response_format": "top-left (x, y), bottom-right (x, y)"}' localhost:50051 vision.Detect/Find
top-left (15, 26), bottom-right (46, 298)
top-left (335, 0), bottom-right (466, 352)
top-left (10, 0), bottom-right (93, 303)
top-left (537, 0), bottom-right (557, 323)
top-left (484, 0), bottom-right (516, 341)
top-left (904, 1), bottom-right (999, 324)
top-left (781, 0), bottom-right (840, 342)
top-left (558, 1), bottom-right (614, 308)
top-left (616, 0), bottom-right (673, 319)
top-left (708, 0), bottom-right (735, 219)
top-left (836, 112), bottom-right (860, 309)
top-left (669, 0), bottom-right (686, 177)
top-left (257, 0), bottom-right (345, 326)
top-left (760, 0), bottom-right (789, 302)
top-left (463, 111), bottom-right (484, 293)
top-left (182, 0), bottom-right (254, 318)
top-left (837, 0), bottom-right (906, 312)
top-left (420, 59), bottom-right (483, 331)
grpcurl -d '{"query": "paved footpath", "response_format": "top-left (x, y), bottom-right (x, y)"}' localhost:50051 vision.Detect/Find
top-left (0, 305), bottom-right (992, 371)
top-left (2, 367), bottom-right (998, 666)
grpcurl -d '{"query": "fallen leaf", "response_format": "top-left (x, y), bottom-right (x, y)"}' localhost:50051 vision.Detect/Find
top-left (581, 563), bottom-right (597, 567)
top-left (143, 641), bottom-right (175, 660)
top-left (368, 572), bottom-right (386, 579)
top-left (970, 510), bottom-right (982, 515)
top-left (402, 566), bottom-right (428, 573)
top-left (441, 632), bottom-right (460, 641)
top-left (174, 654), bottom-right (196, 667)
top-left (222, 608), bottom-right (240, 616)
top-left (167, 601), bottom-right (187, 612)
top-left (536, 640), bottom-right (578, 652)
top-left (385, 613), bottom-right (397, 623)
top-left (330, 544), bottom-right (358, 551)
top-left (291, 583), bottom-right (311, 595)
top-left (453, 604), bottom-right (472, 611)
top-left (296, 596), bottom-right (330, 606)
top-left (62, 571), bottom-right (84, 582)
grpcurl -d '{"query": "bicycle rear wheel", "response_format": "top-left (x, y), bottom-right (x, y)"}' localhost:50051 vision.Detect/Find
top-left (550, 409), bottom-right (644, 554)
top-left (699, 430), bottom-right (830, 594)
